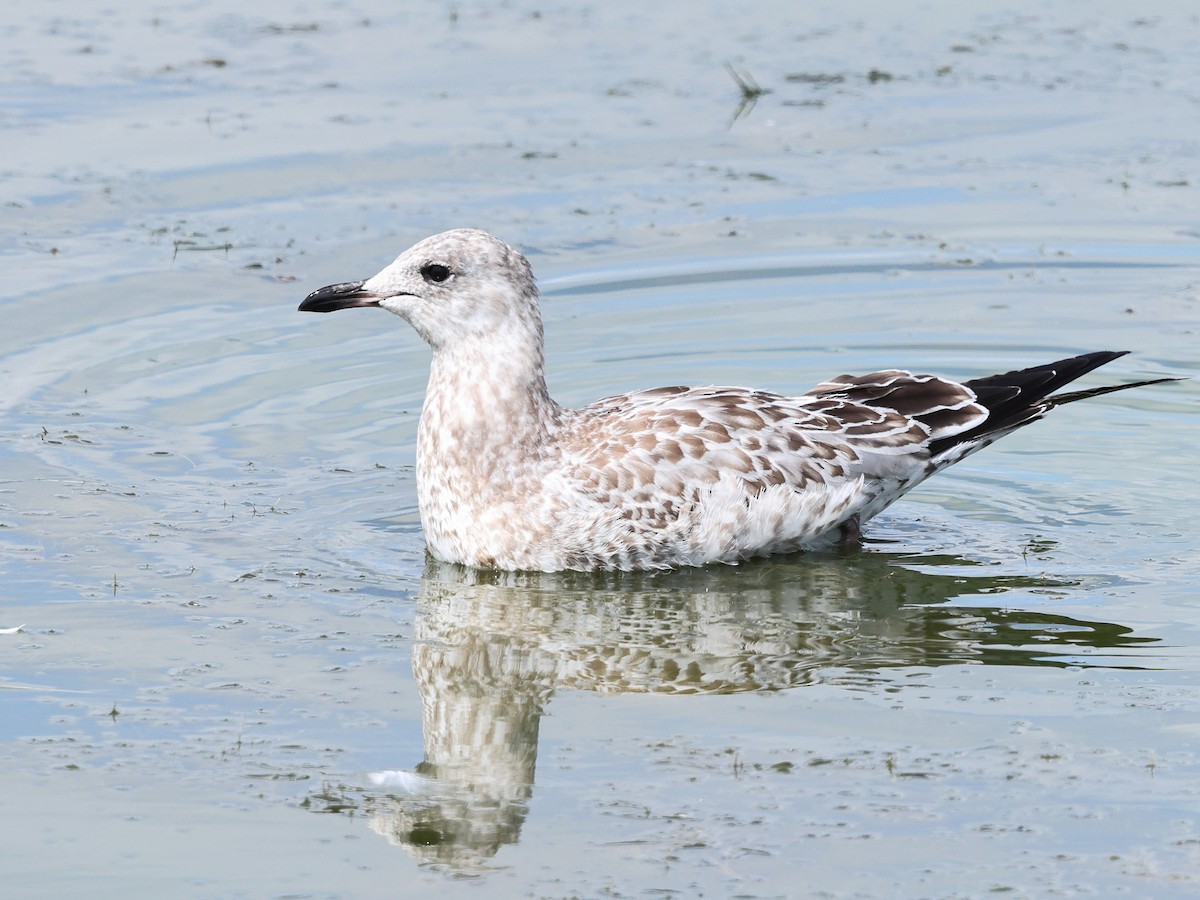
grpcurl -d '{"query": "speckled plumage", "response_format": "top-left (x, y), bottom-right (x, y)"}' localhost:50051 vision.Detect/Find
top-left (300, 229), bottom-right (1174, 572)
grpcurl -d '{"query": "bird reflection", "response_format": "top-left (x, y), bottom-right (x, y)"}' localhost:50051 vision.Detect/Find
top-left (309, 548), bottom-right (1156, 870)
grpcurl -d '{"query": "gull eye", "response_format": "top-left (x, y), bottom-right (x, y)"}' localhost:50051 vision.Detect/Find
top-left (420, 263), bottom-right (453, 284)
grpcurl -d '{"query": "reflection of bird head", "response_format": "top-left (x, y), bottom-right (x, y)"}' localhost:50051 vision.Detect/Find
top-left (365, 774), bottom-right (531, 871)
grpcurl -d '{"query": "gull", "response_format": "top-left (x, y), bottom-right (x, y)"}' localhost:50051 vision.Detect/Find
top-left (299, 228), bottom-right (1175, 572)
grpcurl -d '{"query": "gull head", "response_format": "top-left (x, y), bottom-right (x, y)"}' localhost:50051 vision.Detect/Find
top-left (299, 228), bottom-right (540, 351)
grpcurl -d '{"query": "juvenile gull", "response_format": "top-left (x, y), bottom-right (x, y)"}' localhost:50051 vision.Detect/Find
top-left (300, 228), bottom-right (1175, 572)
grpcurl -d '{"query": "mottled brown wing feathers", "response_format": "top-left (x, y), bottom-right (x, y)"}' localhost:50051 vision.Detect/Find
top-left (808, 370), bottom-right (986, 444)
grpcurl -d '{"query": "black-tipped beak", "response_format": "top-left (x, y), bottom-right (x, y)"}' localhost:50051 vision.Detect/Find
top-left (298, 280), bottom-right (383, 313)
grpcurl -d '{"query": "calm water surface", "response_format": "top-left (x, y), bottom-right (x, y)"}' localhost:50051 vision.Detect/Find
top-left (2, 1), bottom-right (1198, 896)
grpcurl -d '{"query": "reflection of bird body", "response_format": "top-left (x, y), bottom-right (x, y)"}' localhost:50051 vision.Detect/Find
top-left (301, 229), bottom-right (1174, 572)
top-left (358, 558), bottom-right (1156, 869)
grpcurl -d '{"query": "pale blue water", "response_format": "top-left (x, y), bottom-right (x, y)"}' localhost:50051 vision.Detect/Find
top-left (2, 1), bottom-right (1198, 896)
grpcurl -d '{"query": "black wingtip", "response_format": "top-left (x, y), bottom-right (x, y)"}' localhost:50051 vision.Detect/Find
top-left (929, 351), bottom-right (1176, 458)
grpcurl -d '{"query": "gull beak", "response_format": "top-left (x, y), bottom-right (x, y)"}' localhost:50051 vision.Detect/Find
top-left (298, 280), bottom-right (383, 313)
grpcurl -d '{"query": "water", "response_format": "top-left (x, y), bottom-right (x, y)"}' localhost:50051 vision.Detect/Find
top-left (2, 1), bottom-right (1198, 896)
